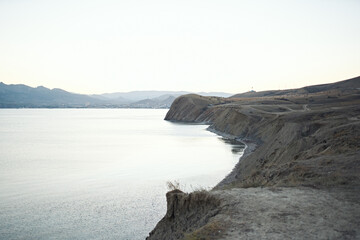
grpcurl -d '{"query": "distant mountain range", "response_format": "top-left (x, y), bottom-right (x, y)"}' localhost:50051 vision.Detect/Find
top-left (0, 82), bottom-right (232, 108)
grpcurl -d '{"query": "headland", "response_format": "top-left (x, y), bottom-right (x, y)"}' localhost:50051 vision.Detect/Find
top-left (147, 76), bottom-right (360, 240)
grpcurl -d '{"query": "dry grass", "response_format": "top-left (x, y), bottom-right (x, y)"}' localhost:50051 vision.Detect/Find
top-left (166, 180), bottom-right (182, 191)
top-left (183, 221), bottom-right (227, 240)
top-left (167, 181), bottom-right (212, 193)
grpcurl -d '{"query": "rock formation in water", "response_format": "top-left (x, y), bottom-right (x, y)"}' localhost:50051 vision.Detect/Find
top-left (147, 76), bottom-right (360, 240)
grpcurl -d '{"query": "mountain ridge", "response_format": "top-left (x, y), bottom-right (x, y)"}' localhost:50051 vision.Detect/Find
top-left (0, 82), bottom-right (231, 108)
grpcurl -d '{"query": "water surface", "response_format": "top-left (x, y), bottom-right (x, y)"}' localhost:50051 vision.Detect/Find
top-left (0, 109), bottom-right (244, 240)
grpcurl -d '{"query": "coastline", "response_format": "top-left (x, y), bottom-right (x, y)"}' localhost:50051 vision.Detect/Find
top-left (148, 78), bottom-right (360, 239)
top-left (206, 126), bottom-right (258, 189)
top-left (160, 121), bottom-right (255, 189)
top-left (148, 118), bottom-right (360, 239)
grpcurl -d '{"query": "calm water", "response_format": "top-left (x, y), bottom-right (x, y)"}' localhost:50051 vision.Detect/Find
top-left (0, 109), bottom-right (244, 240)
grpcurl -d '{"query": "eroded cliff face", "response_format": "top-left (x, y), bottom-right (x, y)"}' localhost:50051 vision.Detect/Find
top-left (147, 190), bottom-right (222, 240)
top-left (148, 79), bottom-right (360, 239)
top-left (164, 93), bottom-right (360, 188)
top-left (148, 186), bottom-right (360, 240)
top-left (164, 94), bottom-right (232, 122)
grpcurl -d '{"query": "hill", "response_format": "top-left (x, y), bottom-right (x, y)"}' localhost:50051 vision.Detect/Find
top-left (0, 82), bottom-right (104, 108)
top-left (149, 76), bottom-right (360, 240)
top-left (231, 76), bottom-right (360, 98)
top-left (0, 82), bottom-right (232, 108)
top-left (93, 91), bottom-right (232, 103)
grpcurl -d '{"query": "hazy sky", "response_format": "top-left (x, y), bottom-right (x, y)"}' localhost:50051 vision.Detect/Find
top-left (0, 0), bottom-right (359, 94)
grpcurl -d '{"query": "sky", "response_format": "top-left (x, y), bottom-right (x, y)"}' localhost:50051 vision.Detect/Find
top-left (0, 0), bottom-right (359, 94)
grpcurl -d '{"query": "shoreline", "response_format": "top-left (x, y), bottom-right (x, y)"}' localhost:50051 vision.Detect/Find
top-left (164, 122), bottom-right (258, 189)
top-left (206, 126), bottom-right (259, 189)
top-left (148, 80), bottom-right (360, 239)
top-left (148, 120), bottom-right (360, 239)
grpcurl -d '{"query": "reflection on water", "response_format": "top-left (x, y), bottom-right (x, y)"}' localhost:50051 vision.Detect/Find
top-left (0, 109), bottom-right (244, 240)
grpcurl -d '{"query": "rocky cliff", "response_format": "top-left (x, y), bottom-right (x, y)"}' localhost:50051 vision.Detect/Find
top-left (148, 76), bottom-right (360, 239)
top-left (147, 190), bottom-right (222, 240)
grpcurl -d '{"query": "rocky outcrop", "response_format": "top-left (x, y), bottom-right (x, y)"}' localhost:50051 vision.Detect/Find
top-left (164, 91), bottom-right (360, 189)
top-left (147, 190), bottom-right (221, 240)
top-left (148, 77), bottom-right (360, 239)
top-left (164, 94), bottom-right (231, 122)
top-left (148, 187), bottom-right (360, 240)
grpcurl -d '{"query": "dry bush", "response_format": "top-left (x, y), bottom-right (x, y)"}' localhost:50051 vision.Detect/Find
top-left (166, 180), bottom-right (181, 191)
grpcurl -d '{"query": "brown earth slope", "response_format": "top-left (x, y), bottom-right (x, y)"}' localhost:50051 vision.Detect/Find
top-left (148, 76), bottom-right (360, 240)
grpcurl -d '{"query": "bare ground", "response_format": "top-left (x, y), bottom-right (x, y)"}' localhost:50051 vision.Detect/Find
top-left (212, 186), bottom-right (360, 240)
top-left (148, 77), bottom-right (360, 240)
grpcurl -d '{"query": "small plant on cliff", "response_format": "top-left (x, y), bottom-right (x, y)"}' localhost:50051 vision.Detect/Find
top-left (166, 180), bottom-right (181, 191)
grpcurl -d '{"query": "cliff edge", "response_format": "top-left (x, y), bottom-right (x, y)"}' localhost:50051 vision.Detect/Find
top-left (148, 76), bottom-right (360, 240)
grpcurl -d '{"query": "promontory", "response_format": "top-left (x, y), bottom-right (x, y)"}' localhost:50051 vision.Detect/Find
top-left (147, 76), bottom-right (360, 240)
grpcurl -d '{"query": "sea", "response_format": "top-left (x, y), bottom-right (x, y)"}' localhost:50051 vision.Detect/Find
top-left (0, 109), bottom-right (244, 240)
